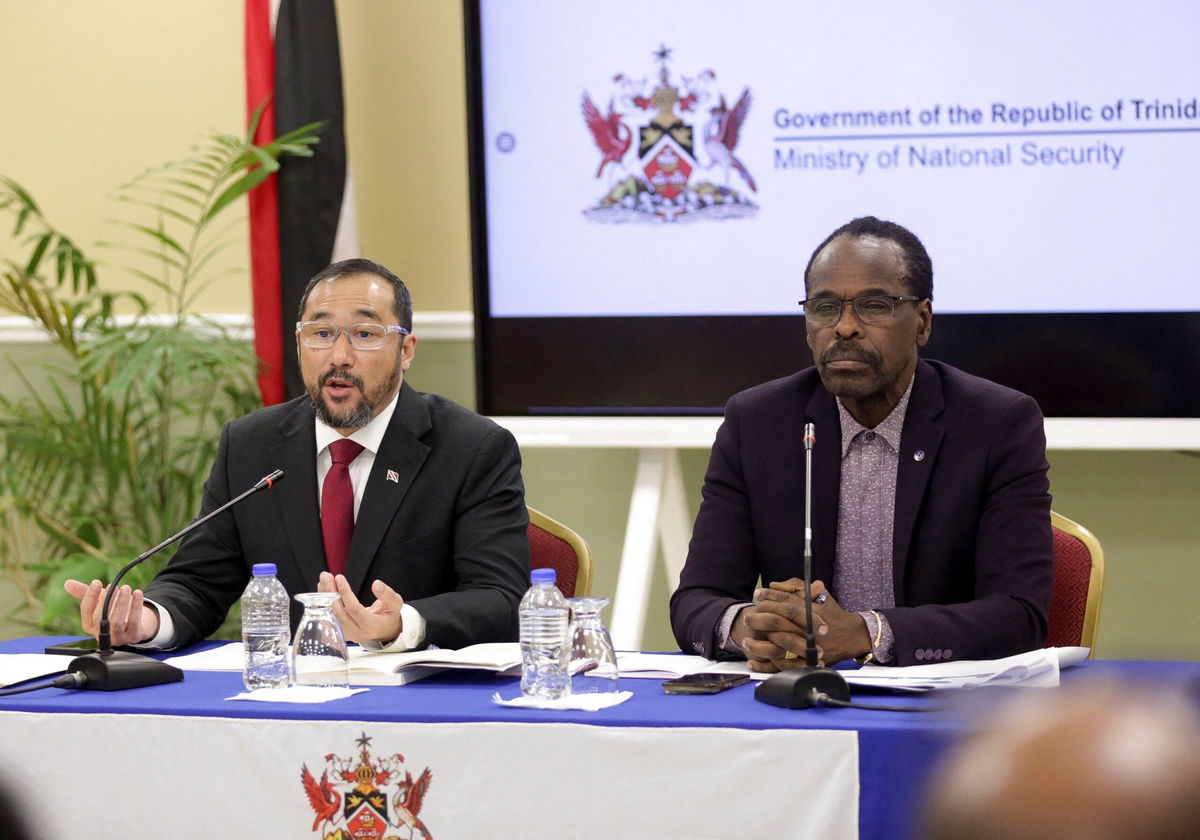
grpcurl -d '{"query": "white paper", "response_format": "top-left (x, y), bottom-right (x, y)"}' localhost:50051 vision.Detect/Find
top-left (165, 642), bottom-right (508, 685)
top-left (226, 686), bottom-right (369, 703)
top-left (0, 654), bottom-right (69, 687)
top-left (164, 642), bottom-right (242, 671)
top-left (491, 690), bottom-right (633, 711)
top-left (614, 652), bottom-right (754, 679)
top-left (844, 647), bottom-right (1089, 692)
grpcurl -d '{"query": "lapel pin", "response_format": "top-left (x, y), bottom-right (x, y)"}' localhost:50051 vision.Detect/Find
top-left (914, 450), bottom-right (926, 462)
top-left (386, 469), bottom-right (400, 483)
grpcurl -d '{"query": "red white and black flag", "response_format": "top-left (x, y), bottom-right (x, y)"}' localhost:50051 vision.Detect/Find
top-left (244, 0), bottom-right (359, 405)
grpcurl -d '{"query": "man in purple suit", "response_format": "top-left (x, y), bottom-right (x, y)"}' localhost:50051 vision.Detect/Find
top-left (670, 217), bottom-right (1053, 669)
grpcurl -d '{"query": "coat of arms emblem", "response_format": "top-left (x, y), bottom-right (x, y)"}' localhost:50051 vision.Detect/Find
top-left (301, 732), bottom-right (434, 840)
top-left (582, 44), bottom-right (758, 223)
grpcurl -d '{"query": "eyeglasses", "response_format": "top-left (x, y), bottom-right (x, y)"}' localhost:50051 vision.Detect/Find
top-left (798, 295), bottom-right (923, 325)
top-left (295, 321), bottom-right (410, 350)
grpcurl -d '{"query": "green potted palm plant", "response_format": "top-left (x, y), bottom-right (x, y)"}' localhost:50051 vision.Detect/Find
top-left (0, 111), bottom-right (320, 635)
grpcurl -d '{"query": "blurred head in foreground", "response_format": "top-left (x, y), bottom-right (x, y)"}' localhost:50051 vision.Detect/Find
top-left (0, 773), bottom-right (37, 840)
top-left (922, 681), bottom-right (1200, 840)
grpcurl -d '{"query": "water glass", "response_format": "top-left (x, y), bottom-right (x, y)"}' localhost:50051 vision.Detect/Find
top-left (291, 592), bottom-right (349, 687)
top-left (568, 597), bottom-right (619, 694)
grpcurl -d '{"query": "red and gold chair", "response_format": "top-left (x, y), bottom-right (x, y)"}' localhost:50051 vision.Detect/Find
top-left (1044, 510), bottom-right (1106, 653)
top-left (527, 507), bottom-right (593, 598)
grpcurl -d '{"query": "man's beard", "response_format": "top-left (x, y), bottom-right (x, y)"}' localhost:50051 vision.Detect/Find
top-left (307, 365), bottom-right (401, 430)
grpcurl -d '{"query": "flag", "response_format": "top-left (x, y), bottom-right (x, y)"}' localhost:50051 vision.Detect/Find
top-left (244, 0), bottom-right (360, 405)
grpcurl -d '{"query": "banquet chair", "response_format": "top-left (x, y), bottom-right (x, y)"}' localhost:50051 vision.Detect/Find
top-left (527, 507), bottom-right (593, 598)
top-left (1043, 510), bottom-right (1106, 653)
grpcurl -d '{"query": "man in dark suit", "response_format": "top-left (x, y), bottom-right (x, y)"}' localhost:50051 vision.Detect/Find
top-left (67, 258), bottom-right (529, 650)
top-left (670, 217), bottom-right (1053, 668)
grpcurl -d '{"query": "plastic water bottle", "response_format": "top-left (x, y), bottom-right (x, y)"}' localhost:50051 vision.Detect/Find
top-left (519, 568), bottom-right (571, 700)
top-left (241, 563), bottom-right (291, 690)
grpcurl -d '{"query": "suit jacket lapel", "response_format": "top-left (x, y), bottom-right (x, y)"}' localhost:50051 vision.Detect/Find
top-left (806, 388), bottom-right (841, 585)
top-left (271, 399), bottom-right (327, 588)
top-left (892, 360), bottom-right (945, 604)
top-left (345, 383), bottom-right (431, 592)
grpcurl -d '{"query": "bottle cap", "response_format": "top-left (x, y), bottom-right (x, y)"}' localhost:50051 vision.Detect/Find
top-left (251, 563), bottom-right (278, 576)
top-left (531, 568), bottom-right (556, 584)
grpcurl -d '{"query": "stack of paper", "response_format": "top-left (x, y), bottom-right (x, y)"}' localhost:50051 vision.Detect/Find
top-left (846, 646), bottom-right (1089, 692)
top-left (611, 647), bottom-right (1089, 692)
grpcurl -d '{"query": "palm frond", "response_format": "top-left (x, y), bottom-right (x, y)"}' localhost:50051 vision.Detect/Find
top-left (0, 118), bottom-right (322, 630)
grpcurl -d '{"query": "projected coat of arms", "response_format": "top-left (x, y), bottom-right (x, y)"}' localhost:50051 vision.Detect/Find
top-left (301, 732), bottom-right (434, 840)
top-left (582, 44), bottom-right (758, 223)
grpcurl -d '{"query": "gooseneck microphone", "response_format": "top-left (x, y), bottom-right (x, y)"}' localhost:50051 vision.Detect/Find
top-left (65, 469), bottom-right (284, 691)
top-left (755, 425), bottom-right (852, 709)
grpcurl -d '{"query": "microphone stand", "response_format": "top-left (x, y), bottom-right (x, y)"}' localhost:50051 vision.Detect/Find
top-left (66, 470), bottom-right (284, 691)
top-left (755, 425), bottom-right (851, 709)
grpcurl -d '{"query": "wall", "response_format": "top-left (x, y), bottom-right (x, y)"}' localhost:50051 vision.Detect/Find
top-left (1, 2), bottom-right (1196, 658)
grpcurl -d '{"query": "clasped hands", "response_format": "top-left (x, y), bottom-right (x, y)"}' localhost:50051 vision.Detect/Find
top-left (731, 578), bottom-right (872, 672)
top-left (63, 573), bottom-right (406, 648)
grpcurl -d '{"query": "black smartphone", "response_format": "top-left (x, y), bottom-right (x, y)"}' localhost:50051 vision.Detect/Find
top-left (662, 672), bottom-right (751, 694)
top-left (44, 638), bottom-right (99, 656)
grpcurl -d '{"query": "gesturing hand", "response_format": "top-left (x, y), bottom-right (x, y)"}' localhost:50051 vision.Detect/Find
top-left (63, 578), bottom-right (160, 646)
top-left (318, 572), bottom-right (405, 646)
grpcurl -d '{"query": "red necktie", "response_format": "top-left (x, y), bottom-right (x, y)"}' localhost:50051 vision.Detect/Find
top-left (321, 438), bottom-right (365, 576)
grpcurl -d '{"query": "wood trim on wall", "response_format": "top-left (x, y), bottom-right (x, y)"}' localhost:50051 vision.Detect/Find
top-left (0, 311), bottom-right (474, 344)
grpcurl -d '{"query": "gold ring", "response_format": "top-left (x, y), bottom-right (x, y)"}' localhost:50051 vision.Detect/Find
top-left (784, 650), bottom-right (798, 660)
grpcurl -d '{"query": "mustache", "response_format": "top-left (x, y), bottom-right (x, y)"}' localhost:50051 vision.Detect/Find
top-left (319, 369), bottom-right (365, 390)
top-left (819, 343), bottom-right (881, 367)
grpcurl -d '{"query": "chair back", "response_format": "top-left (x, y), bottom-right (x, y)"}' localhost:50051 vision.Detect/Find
top-left (527, 507), bottom-right (593, 598)
top-left (1044, 510), bottom-right (1105, 652)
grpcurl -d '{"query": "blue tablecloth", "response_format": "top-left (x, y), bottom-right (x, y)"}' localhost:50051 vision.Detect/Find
top-left (3, 636), bottom-right (1197, 840)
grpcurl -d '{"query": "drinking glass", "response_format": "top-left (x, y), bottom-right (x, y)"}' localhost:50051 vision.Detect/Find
top-left (291, 592), bottom-right (349, 688)
top-left (568, 597), bottom-right (619, 694)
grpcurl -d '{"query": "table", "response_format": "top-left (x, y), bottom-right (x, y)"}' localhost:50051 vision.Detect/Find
top-left (2, 638), bottom-right (1196, 840)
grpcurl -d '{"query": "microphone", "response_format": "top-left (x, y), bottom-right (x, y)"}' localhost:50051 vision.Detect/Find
top-left (66, 469), bottom-right (284, 691)
top-left (755, 425), bottom-right (852, 709)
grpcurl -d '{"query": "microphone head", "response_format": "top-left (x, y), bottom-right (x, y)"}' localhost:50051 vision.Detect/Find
top-left (803, 423), bottom-right (815, 451)
top-left (255, 469), bottom-right (284, 490)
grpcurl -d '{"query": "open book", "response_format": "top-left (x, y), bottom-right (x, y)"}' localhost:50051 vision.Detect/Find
top-left (345, 643), bottom-right (523, 686)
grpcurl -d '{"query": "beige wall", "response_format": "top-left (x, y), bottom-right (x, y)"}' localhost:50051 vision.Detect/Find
top-left (0, 1), bottom-right (472, 313)
top-left (337, 2), bottom-right (474, 311)
top-left (1, 2), bottom-right (1197, 658)
top-left (0, 1), bottom-right (248, 313)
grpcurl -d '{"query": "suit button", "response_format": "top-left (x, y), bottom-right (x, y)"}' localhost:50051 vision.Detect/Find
top-left (945, 649), bottom-right (953, 659)
top-left (924, 648), bottom-right (934, 660)
top-left (915, 649), bottom-right (925, 661)
top-left (933, 649), bottom-right (943, 661)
